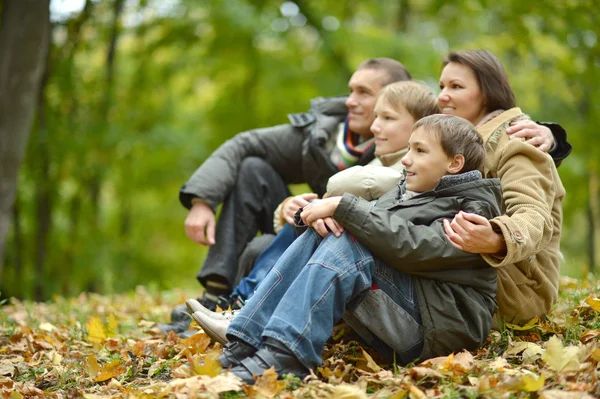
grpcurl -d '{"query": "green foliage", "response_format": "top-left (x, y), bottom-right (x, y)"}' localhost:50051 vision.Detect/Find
top-left (1, 0), bottom-right (598, 300)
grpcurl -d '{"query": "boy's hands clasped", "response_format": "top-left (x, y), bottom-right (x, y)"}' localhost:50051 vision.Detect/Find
top-left (300, 197), bottom-right (344, 238)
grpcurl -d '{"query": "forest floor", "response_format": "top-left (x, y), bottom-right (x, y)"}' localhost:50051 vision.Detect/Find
top-left (1, 276), bottom-right (599, 398)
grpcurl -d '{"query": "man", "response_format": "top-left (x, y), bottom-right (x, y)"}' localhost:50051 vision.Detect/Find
top-left (178, 58), bottom-right (571, 315)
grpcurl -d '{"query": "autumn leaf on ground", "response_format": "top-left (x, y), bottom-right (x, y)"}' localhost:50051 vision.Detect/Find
top-left (253, 367), bottom-right (286, 398)
top-left (504, 341), bottom-right (544, 364)
top-left (500, 373), bottom-right (545, 392)
top-left (330, 383), bottom-right (368, 399)
top-left (542, 335), bottom-right (582, 373)
top-left (355, 348), bottom-right (380, 372)
top-left (93, 360), bottom-right (126, 382)
top-left (85, 316), bottom-right (107, 344)
top-left (506, 317), bottom-right (540, 331)
top-left (107, 313), bottom-right (118, 337)
top-left (85, 355), bottom-right (100, 379)
top-left (187, 348), bottom-right (222, 377)
top-left (584, 296), bottom-right (600, 312)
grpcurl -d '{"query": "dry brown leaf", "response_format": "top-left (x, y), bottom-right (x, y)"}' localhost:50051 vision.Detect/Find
top-left (356, 348), bottom-right (381, 373)
top-left (579, 330), bottom-right (600, 344)
top-left (93, 360), bottom-right (126, 382)
top-left (180, 331), bottom-right (211, 355)
top-left (253, 367), bottom-right (286, 398)
top-left (0, 363), bottom-right (15, 377)
top-left (410, 366), bottom-right (444, 380)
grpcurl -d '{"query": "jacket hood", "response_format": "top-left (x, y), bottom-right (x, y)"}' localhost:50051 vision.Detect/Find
top-left (435, 171), bottom-right (502, 211)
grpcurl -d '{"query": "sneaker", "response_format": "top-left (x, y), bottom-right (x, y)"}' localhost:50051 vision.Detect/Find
top-left (191, 307), bottom-right (238, 344)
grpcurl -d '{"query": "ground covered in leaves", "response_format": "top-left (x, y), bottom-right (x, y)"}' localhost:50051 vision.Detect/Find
top-left (1, 276), bottom-right (599, 398)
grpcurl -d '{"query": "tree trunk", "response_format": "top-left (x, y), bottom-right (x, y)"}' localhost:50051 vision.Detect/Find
top-left (0, 0), bottom-right (50, 283)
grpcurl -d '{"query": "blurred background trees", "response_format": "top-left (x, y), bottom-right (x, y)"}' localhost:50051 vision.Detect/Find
top-left (1, 0), bottom-right (598, 301)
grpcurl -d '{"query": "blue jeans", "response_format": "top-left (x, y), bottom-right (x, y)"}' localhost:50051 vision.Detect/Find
top-left (227, 229), bottom-right (423, 369)
top-left (231, 223), bottom-right (298, 299)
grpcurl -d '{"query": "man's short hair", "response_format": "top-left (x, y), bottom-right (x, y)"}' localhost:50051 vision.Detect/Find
top-left (356, 58), bottom-right (412, 86)
top-left (378, 81), bottom-right (440, 121)
top-left (443, 50), bottom-right (515, 113)
top-left (412, 114), bottom-right (485, 173)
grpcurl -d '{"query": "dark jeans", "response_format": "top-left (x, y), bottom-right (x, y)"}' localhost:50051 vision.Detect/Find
top-left (197, 157), bottom-right (290, 292)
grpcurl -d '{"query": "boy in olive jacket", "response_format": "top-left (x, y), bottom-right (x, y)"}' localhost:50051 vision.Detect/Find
top-left (201, 114), bottom-right (503, 383)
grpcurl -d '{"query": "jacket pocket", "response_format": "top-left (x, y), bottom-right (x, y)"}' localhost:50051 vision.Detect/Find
top-left (351, 289), bottom-right (424, 358)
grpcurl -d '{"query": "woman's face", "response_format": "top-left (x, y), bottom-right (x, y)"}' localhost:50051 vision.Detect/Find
top-left (438, 62), bottom-right (487, 125)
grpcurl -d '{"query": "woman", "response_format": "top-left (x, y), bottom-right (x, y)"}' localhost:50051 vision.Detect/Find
top-left (439, 50), bottom-right (565, 324)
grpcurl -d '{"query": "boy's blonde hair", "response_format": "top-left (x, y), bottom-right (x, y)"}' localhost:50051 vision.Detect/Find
top-left (378, 81), bottom-right (440, 120)
top-left (412, 114), bottom-right (485, 173)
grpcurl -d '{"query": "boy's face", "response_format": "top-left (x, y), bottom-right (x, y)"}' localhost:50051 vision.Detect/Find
top-left (345, 68), bottom-right (389, 137)
top-left (401, 127), bottom-right (455, 192)
top-left (370, 99), bottom-right (416, 156)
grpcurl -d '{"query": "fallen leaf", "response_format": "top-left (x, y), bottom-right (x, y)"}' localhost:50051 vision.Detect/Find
top-left (584, 296), bottom-right (600, 312)
top-left (107, 313), bottom-right (118, 337)
top-left (501, 373), bottom-right (545, 392)
top-left (330, 384), bottom-right (368, 399)
top-left (410, 367), bottom-right (444, 380)
top-left (539, 389), bottom-right (596, 399)
top-left (187, 350), bottom-right (221, 377)
top-left (0, 363), bottom-right (14, 377)
top-left (85, 316), bottom-right (107, 344)
top-left (93, 360), bottom-right (126, 382)
top-left (254, 367), bottom-right (286, 398)
top-left (85, 355), bottom-right (100, 379)
top-left (506, 317), bottom-right (540, 331)
top-left (357, 348), bottom-right (381, 372)
top-left (38, 322), bottom-right (57, 332)
top-left (542, 335), bottom-right (581, 373)
top-left (579, 330), bottom-right (600, 344)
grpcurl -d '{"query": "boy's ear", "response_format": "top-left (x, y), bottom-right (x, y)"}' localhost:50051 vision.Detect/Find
top-left (447, 154), bottom-right (465, 174)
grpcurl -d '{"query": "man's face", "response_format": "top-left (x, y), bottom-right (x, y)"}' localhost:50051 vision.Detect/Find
top-left (345, 69), bottom-right (388, 137)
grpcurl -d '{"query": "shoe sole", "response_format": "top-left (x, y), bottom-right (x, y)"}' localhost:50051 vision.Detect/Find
top-left (191, 311), bottom-right (229, 345)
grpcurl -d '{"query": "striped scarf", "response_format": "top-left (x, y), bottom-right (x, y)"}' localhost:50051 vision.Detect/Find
top-left (331, 117), bottom-right (375, 171)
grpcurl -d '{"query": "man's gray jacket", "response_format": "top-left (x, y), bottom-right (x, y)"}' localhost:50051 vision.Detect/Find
top-left (333, 171), bottom-right (503, 360)
top-left (179, 96), bottom-right (376, 211)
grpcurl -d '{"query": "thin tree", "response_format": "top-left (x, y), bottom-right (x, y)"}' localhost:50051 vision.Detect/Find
top-left (0, 0), bottom-right (50, 283)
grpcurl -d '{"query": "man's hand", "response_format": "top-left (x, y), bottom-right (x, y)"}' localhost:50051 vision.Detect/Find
top-left (301, 197), bottom-right (344, 237)
top-left (443, 211), bottom-right (506, 255)
top-left (506, 120), bottom-right (554, 153)
top-left (184, 200), bottom-right (216, 245)
top-left (281, 193), bottom-right (318, 225)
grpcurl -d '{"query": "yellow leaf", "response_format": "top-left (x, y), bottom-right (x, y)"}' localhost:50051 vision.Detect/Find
top-left (85, 355), bottom-right (100, 379)
top-left (502, 374), bottom-right (545, 392)
top-left (39, 322), bottom-right (57, 332)
top-left (506, 317), bottom-right (540, 331)
top-left (107, 313), bottom-right (118, 337)
top-left (542, 335), bottom-right (581, 373)
top-left (585, 296), bottom-right (600, 312)
top-left (187, 350), bottom-right (222, 377)
top-left (359, 348), bottom-right (381, 372)
top-left (93, 360), bottom-right (126, 382)
top-left (254, 367), bottom-right (286, 398)
top-left (85, 316), bottom-right (107, 344)
top-left (181, 331), bottom-right (211, 355)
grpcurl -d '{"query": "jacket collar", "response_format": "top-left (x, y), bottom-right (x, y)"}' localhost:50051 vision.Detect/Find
top-left (477, 107), bottom-right (522, 141)
top-left (377, 147), bottom-right (408, 167)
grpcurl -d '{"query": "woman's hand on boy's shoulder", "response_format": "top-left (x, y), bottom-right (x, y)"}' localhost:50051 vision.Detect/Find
top-left (443, 211), bottom-right (506, 255)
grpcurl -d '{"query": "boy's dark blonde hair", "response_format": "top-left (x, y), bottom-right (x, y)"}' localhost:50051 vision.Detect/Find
top-left (412, 114), bottom-right (485, 173)
top-left (378, 81), bottom-right (440, 121)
